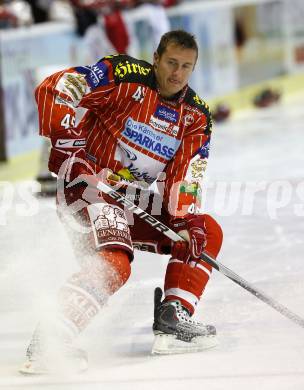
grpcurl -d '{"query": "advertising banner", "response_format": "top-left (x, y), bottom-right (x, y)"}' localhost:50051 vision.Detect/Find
top-left (0, 24), bottom-right (84, 158)
top-left (233, 2), bottom-right (285, 87)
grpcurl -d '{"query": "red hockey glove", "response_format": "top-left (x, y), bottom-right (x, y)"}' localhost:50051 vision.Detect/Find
top-left (170, 214), bottom-right (207, 262)
top-left (49, 146), bottom-right (95, 183)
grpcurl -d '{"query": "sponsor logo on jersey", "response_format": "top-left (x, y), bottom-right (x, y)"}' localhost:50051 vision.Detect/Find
top-left (88, 204), bottom-right (132, 250)
top-left (55, 96), bottom-right (73, 108)
top-left (122, 118), bottom-right (180, 160)
top-left (184, 140), bottom-right (210, 183)
top-left (75, 62), bottom-right (109, 89)
top-left (189, 158), bottom-right (207, 179)
top-left (86, 153), bottom-right (97, 163)
top-left (116, 141), bottom-right (166, 185)
top-left (133, 242), bottom-right (158, 253)
top-left (184, 104), bottom-right (201, 115)
top-left (183, 113), bottom-right (195, 126)
top-left (55, 139), bottom-right (86, 148)
top-left (119, 145), bottom-right (137, 161)
top-left (114, 60), bottom-right (151, 79)
top-left (149, 116), bottom-right (179, 136)
top-left (125, 162), bottom-right (155, 184)
top-left (193, 94), bottom-right (209, 109)
top-left (154, 105), bottom-right (179, 123)
top-left (196, 139), bottom-right (210, 159)
top-left (73, 139), bottom-right (86, 147)
top-left (179, 182), bottom-right (200, 196)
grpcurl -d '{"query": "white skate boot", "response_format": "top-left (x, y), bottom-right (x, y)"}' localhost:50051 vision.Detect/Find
top-left (19, 326), bottom-right (88, 375)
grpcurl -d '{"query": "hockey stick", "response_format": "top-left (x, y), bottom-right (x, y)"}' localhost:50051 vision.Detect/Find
top-left (96, 180), bottom-right (304, 329)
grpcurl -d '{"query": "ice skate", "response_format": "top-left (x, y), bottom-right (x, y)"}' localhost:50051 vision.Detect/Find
top-left (152, 287), bottom-right (218, 354)
top-left (19, 326), bottom-right (88, 375)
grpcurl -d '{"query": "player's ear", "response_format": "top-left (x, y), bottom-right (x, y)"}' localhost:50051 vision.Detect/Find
top-left (193, 56), bottom-right (197, 71)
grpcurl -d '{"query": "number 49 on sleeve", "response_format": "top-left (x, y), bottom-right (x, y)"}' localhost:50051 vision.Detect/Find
top-left (60, 114), bottom-right (75, 129)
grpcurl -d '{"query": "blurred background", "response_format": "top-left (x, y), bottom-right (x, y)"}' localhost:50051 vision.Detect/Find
top-left (0, 0), bottom-right (303, 184)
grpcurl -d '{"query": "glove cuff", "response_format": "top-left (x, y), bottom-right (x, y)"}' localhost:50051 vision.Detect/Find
top-left (170, 217), bottom-right (188, 232)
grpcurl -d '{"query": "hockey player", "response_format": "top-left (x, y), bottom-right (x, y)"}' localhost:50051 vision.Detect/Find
top-left (20, 30), bottom-right (223, 374)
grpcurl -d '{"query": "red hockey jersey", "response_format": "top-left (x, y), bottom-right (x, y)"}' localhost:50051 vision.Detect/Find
top-left (35, 54), bottom-right (212, 216)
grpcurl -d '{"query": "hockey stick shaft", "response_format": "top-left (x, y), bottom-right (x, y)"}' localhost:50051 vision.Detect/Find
top-left (199, 251), bottom-right (304, 328)
top-left (96, 180), bottom-right (304, 329)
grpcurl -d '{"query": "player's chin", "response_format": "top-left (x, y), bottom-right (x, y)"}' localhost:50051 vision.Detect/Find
top-left (168, 85), bottom-right (182, 95)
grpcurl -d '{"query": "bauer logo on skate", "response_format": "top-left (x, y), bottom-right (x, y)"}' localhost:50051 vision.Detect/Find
top-left (75, 62), bottom-right (109, 89)
top-left (122, 118), bottom-right (180, 160)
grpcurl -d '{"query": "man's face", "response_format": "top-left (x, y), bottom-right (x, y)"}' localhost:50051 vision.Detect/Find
top-left (154, 42), bottom-right (197, 99)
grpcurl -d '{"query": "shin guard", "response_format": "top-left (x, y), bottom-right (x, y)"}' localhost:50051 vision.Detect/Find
top-left (165, 214), bottom-right (223, 314)
top-left (57, 249), bottom-right (131, 335)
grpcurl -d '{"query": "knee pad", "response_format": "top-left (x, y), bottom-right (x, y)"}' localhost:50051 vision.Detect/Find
top-left (202, 214), bottom-right (223, 258)
top-left (61, 249), bottom-right (131, 308)
top-left (87, 203), bottom-right (134, 260)
top-left (59, 201), bottom-right (135, 262)
top-left (58, 248), bottom-right (131, 334)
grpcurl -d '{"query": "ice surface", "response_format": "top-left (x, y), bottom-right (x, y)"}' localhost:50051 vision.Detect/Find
top-left (0, 93), bottom-right (304, 389)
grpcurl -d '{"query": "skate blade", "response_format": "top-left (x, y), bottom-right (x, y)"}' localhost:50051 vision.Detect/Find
top-left (19, 361), bottom-right (48, 375)
top-left (151, 333), bottom-right (219, 355)
top-left (19, 356), bottom-right (88, 375)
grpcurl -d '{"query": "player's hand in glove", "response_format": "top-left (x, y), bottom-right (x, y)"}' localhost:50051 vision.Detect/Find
top-left (170, 214), bottom-right (207, 262)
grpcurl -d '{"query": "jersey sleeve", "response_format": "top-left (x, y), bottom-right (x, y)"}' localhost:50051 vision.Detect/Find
top-left (35, 57), bottom-right (116, 139)
top-left (35, 57), bottom-right (117, 178)
top-left (162, 111), bottom-right (212, 218)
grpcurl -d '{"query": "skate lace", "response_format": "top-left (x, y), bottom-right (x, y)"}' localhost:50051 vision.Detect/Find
top-left (173, 301), bottom-right (202, 326)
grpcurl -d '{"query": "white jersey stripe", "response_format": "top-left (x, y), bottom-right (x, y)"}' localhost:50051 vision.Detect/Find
top-left (189, 261), bottom-right (211, 277)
